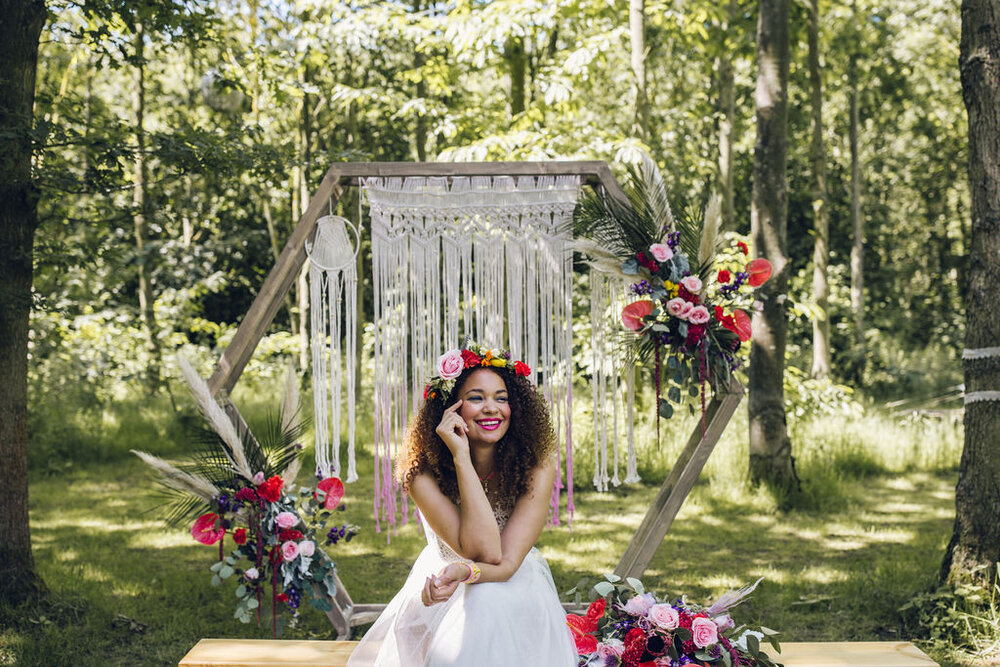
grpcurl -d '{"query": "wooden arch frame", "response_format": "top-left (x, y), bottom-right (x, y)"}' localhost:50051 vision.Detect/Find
top-left (206, 161), bottom-right (743, 637)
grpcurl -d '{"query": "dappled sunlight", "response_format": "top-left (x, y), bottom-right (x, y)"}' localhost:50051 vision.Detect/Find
top-left (799, 565), bottom-right (850, 585)
top-left (133, 531), bottom-right (194, 549)
top-left (33, 517), bottom-right (161, 534)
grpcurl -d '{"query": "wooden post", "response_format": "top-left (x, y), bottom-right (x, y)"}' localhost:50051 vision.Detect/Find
top-left (615, 379), bottom-right (745, 580)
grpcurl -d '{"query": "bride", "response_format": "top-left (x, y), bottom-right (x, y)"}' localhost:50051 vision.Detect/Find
top-left (347, 344), bottom-right (577, 666)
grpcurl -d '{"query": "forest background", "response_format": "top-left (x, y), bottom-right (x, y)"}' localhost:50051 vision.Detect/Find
top-left (2, 0), bottom-right (991, 665)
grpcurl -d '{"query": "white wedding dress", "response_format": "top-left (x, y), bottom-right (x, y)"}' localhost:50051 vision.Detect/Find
top-left (347, 503), bottom-right (577, 666)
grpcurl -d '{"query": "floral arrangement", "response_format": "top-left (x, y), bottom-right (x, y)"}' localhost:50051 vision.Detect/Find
top-left (566, 575), bottom-right (782, 667)
top-left (423, 341), bottom-right (531, 404)
top-left (575, 153), bottom-right (772, 421)
top-left (134, 357), bottom-right (359, 635)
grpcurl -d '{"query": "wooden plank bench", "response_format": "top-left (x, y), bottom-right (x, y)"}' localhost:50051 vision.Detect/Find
top-left (178, 639), bottom-right (939, 666)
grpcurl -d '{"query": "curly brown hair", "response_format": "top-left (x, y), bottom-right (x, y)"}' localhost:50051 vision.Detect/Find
top-left (396, 366), bottom-right (556, 504)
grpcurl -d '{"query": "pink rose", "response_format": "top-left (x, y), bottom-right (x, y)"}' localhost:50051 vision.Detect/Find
top-left (275, 511), bottom-right (298, 529)
top-left (688, 305), bottom-right (710, 324)
top-left (679, 301), bottom-right (694, 319)
top-left (648, 603), bottom-right (680, 630)
top-left (252, 471), bottom-right (265, 485)
top-left (436, 349), bottom-right (464, 380)
top-left (714, 614), bottom-right (735, 632)
top-left (299, 540), bottom-right (315, 557)
top-left (666, 297), bottom-right (688, 318)
top-left (244, 567), bottom-right (259, 581)
top-left (596, 639), bottom-right (624, 659)
top-left (680, 275), bottom-right (703, 294)
top-left (692, 616), bottom-right (719, 648)
top-left (649, 243), bottom-right (673, 262)
top-left (623, 592), bottom-right (656, 617)
top-left (282, 540), bottom-right (299, 562)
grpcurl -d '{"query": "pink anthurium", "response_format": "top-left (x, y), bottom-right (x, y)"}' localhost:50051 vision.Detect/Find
top-left (191, 512), bottom-right (225, 545)
top-left (746, 258), bottom-right (773, 287)
top-left (316, 477), bottom-right (345, 510)
top-left (621, 300), bottom-right (653, 331)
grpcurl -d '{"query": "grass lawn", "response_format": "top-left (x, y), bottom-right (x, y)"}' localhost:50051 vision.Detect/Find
top-left (0, 396), bottom-right (982, 666)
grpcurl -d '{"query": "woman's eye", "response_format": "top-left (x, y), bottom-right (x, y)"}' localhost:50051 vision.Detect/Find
top-left (497, 396), bottom-right (508, 402)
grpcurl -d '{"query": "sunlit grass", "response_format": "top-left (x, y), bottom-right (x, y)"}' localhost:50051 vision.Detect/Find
top-left (2, 385), bottom-right (974, 666)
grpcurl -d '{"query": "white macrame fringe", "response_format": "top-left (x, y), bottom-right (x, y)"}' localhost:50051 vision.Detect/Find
top-left (364, 175), bottom-right (579, 533)
top-left (965, 391), bottom-right (1000, 403)
top-left (309, 216), bottom-right (359, 483)
top-left (964, 346), bottom-right (1000, 359)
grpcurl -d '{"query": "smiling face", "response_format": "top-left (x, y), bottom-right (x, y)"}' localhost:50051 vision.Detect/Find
top-left (456, 368), bottom-right (512, 446)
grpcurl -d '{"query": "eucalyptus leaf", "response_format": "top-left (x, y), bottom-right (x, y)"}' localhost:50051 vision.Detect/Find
top-left (689, 385), bottom-right (700, 397)
top-left (667, 356), bottom-right (678, 369)
top-left (625, 577), bottom-right (644, 594)
top-left (246, 598), bottom-right (259, 610)
top-left (211, 574), bottom-right (221, 587)
top-left (236, 585), bottom-right (247, 598)
top-left (219, 565), bottom-right (234, 579)
top-left (593, 581), bottom-right (615, 597)
top-left (668, 386), bottom-right (680, 402)
top-left (604, 573), bottom-right (621, 583)
top-left (658, 399), bottom-right (674, 419)
top-left (747, 633), bottom-right (760, 656)
top-left (677, 321), bottom-right (688, 338)
top-left (622, 258), bottom-right (639, 275)
top-left (210, 562), bottom-right (223, 573)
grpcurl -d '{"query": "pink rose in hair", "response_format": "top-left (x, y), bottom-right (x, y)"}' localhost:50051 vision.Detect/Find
top-left (692, 616), bottom-right (719, 648)
top-left (275, 511), bottom-right (298, 529)
top-left (282, 540), bottom-right (299, 562)
top-left (688, 305), bottom-right (710, 324)
top-left (680, 275), bottom-right (703, 294)
top-left (436, 349), bottom-right (464, 380)
top-left (623, 592), bottom-right (656, 617)
top-left (648, 603), bottom-right (680, 630)
top-left (649, 243), bottom-right (673, 262)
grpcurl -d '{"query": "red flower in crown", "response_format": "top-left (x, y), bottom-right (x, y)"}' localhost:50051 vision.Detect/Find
top-left (461, 349), bottom-right (481, 368)
top-left (717, 269), bottom-right (731, 284)
top-left (514, 361), bottom-right (531, 377)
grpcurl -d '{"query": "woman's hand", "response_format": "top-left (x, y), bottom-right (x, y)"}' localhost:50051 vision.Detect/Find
top-left (420, 563), bottom-right (468, 606)
top-left (435, 400), bottom-right (469, 459)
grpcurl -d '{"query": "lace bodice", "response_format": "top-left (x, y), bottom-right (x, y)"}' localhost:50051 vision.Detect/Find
top-left (430, 500), bottom-right (512, 563)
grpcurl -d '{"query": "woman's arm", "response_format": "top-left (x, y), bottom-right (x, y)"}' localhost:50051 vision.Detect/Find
top-left (423, 457), bottom-right (556, 604)
top-left (409, 464), bottom-right (502, 564)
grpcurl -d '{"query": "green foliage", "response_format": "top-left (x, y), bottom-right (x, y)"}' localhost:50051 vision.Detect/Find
top-left (901, 566), bottom-right (1000, 663)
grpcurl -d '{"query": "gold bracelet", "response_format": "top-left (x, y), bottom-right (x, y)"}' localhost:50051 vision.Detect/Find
top-left (462, 561), bottom-right (481, 584)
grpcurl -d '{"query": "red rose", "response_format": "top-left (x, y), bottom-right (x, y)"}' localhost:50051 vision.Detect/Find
top-left (276, 593), bottom-right (288, 603)
top-left (677, 285), bottom-right (700, 304)
top-left (233, 528), bottom-right (247, 545)
top-left (279, 529), bottom-right (304, 542)
top-left (513, 361), bottom-right (531, 377)
top-left (717, 269), bottom-right (731, 284)
top-left (586, 598), bottom-right (606, 621)
top-left (257, 475), bottom-right (284, 503)
top-left (461, 349), bottom-right (481, 368)
top-left (737, 241), bottom-right (749, 255)
top-left (713, 305), bottom-right (724, 320)
top-left (316, 477), bottom-right (345, 510)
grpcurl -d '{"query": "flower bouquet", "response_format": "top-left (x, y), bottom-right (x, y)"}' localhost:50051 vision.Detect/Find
top-left (567, 575), bottom-right (782, 667)
top-left (134, 357), bottom-right (359, 635)
top-left (575, 153), bottom-right (772, 422)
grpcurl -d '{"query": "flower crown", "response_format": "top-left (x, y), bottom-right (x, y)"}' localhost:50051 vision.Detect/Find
top-left (423, 342), bottom-right (531, 404)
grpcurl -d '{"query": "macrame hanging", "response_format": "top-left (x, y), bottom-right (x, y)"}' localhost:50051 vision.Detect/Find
top-left (362, 175), bottom-right (580, 534)
top-left (307, 214), bottom-right (360, 482)
top-left (589, 272), bottom-right (640, 491)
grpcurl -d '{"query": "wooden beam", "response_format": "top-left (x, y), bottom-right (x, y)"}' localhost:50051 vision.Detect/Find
top-left (208, 166), bottom-right (346, 397)
top-left (614, 379), bottom-right (745, 580)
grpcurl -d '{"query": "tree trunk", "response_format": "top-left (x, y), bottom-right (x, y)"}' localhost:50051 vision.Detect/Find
top-left (295, 61), bottom-right (313, 372)
top-left (413, 0), bottom-right (428, 161)
top-left (132, 24), bottom-right (162, 393)
top-left (0, 0), bottom-right (46, 605)
top-left (748, 0), bottom-right (798, 492)
top-left (717, 0), bottom-right (737, 232)
top-left (848, 46), bottom-right (865, 383)
top-left (629, 0), bottom-right (651, 140)
top-left (506, 37), bottom-right (526, 118)
top-left (941, 0), bottom-right (1000, 589)
top-left (808, 0), bottom-right (830, 379)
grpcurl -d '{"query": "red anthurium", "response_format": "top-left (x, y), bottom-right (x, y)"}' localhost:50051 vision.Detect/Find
top-left (191, 512), bottom-right (225, 545)
top-left (316, 477), bottom-right (345, 510)
top-left (733, 309), bottom-right (753, 342)
top-left (621, 300), bottom-right (654, 331)
top-left (746, 258), bottom-right (772, 287)
top-left (566, 613), bottom-right (599, 654)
